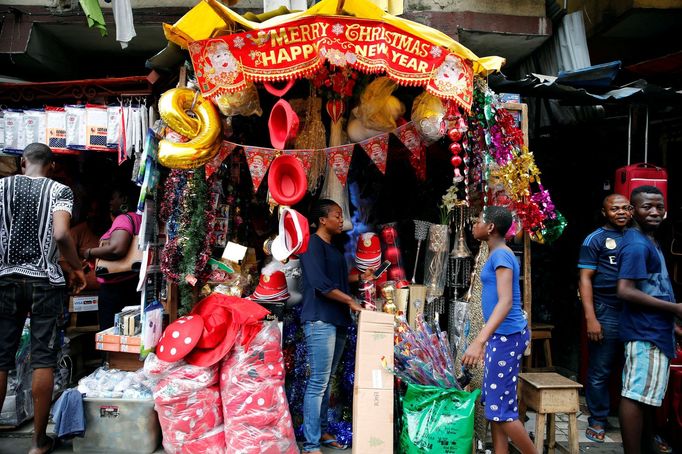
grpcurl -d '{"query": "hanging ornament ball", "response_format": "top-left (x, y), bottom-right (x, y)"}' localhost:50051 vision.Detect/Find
top-left (448, 129), bottom-right (463, 142)
top-left (388, 266), bottom-right (406, 281)
top-left (449, 142), bottom-right (462, 155)
top-left (384, 246), bottom-right (401, 264)
top-left (380, 226), bottom-right (398, 245)
top-left (451, 155), bottom-right (463, 167)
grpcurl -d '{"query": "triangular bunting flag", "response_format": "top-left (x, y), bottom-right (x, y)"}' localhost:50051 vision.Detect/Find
top-left (359, 133), bottom-right (389, 174)
top-left (326, 144), bottom-right (354, 187)
top-left (395, 122), bottom-right (427, 181)
top-left (206, 141), bottom-right (238, 179)
top-left (244, 146), bottom-right (276, 192)
top-left (283, 149), bottom-right (314, 173)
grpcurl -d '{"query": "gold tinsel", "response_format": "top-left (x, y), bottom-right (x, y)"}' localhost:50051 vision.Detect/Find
top-left (461, 242), bottom-right (489, 444)
top-left (489, 146), bottom-right (541, 202)
top-left (294, 92), bottom-right (327, 192)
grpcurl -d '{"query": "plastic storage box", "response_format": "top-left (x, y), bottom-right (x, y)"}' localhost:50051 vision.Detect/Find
top-left (73, 398), bottom-right (161, 453)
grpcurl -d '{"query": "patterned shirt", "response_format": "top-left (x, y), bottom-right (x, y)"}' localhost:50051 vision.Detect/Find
top-left (0, 175), bottom-right (73, 285)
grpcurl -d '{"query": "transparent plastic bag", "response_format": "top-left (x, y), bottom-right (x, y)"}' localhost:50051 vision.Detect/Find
top-left (220, 321), bottom-right (298, 454)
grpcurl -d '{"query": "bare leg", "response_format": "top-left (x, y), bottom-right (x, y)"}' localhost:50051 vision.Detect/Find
top-left (491, 421), bottom-right (510, 454)
top-left (620, 396), bottom-right (644, 454)
top-left (28, 368), bottom-right (55, 454)
top-left (500, 420), bottom-right (537, 454)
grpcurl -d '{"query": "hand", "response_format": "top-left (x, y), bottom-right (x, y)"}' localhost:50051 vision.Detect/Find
top-left (462, 339), bottom-right (485, 368)
top-left (586, 318), bottom-right (603, 342)
top-left (348, 298), bottom-right (364, 312)
top-left (360, 268), bottom-right (375, 281)
top-left (69, 269), bottom-right (87, 294)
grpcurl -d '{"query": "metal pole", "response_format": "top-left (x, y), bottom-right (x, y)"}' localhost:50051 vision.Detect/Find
top-left (627, 105), bottom-right (632, 165)
top-left (644, 106), bottom-right (649, 163)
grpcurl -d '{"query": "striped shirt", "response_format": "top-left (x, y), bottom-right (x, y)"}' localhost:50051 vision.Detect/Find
top-left (0, 175), bottom-right (73, 285)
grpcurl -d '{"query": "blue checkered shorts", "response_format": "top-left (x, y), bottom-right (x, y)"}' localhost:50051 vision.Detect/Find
top-left (482, 328), bottom-right (530, 422)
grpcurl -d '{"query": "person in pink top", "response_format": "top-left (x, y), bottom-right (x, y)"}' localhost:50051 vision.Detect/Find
top-left (80, 185), bottom-right (142, 329)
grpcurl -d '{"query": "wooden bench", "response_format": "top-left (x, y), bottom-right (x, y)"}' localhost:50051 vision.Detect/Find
top-left (527, 323), bottom-right (554, 371)
top-left (519, 372), bottom-right (582, 454)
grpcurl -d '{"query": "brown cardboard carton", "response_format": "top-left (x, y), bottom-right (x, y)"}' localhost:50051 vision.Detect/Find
top-left (352, 388), bottom-right (394, 454)
top-left (408, 284), bottom-right (427, 328)
top-left (95, 327), bottom-right (120, 345)
top-left (95, 342), bottom-right (120, 352)
top-left (354, 311), bottom-right (394, 390)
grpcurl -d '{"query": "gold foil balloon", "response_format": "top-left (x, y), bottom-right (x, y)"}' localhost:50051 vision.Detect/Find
top-left (158, 88), bottom-right (222, 169)
top-left (412, 91), bottom-right (445, 143)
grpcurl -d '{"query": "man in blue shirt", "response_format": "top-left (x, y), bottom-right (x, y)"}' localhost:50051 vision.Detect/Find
top-left (578, 194), bottom-right (631, 442)
top-left (616, 186), bottom-right (680, 454)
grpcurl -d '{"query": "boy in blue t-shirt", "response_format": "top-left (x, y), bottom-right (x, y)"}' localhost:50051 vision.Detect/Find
top-left (463, 206), bottom-right (535, 454)
top-left (616, 186), bottom-right (681, 454)
top-left (577, 193), bottom-right (631, 442)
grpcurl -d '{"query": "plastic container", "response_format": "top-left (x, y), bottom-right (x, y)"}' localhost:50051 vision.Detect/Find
top-left (73, 397), bottom-right (161, 453)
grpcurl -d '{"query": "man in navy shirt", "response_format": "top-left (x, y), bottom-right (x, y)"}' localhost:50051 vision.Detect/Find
top-left (616, 186), bottom-right (680, 454)
top-left (578, 193), bottom-right (631, 442)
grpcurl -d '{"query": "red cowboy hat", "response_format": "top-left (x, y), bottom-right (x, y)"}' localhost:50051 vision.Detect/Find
top-left (268, 99), bottom-right (300, 150)
top-left (185, 294), bottom-right (271, 367)
top-left (271, 208), bottom-right (310, 261)
top-left (253, 270), bottom-right (287, 297)
top-left (156, 315), bottom-right (204, 362)
top-left (268, 155), bottom-right (307, 206)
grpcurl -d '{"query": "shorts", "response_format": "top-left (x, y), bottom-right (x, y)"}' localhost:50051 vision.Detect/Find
top-left (0, 275), bottom-right (65, 370)
top-left (622, 340), bottom-right (670, 407)
top-left (482, 327), bottom-right (530, 422)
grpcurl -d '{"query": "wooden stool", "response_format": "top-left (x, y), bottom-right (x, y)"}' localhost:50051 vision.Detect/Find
top-left (529, 323), bottom-right (554, 370)
top-left (519, 372), bottom-right (583, 454)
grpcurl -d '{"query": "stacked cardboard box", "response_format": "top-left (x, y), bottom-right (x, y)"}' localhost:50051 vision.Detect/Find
top-left (95, 327), bottom-right (142, 353)
top-left (352, 311), bottom-right (394, 454)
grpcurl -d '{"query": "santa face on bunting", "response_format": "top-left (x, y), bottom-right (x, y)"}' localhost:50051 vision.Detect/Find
top-left (428, 54), bottom-right (473, 105)
top-left (206, 41), bottom-right (240, 86)
top-left (369, 142), bottom-right (386, 170)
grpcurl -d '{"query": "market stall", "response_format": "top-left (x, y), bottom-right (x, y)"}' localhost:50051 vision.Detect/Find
top-left (1, 0), bottom-right (565, 450)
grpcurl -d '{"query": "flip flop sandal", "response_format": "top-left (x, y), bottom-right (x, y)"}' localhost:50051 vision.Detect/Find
top-left (321, 438), bottom-right (349, 450)
top-left (654, 435), bottom-right (673, 454)
top-left (585, 426), bottom-right (605, 443)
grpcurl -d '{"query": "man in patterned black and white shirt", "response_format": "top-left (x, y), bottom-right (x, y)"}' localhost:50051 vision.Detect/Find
top-left (0, 143), bottom-right (85, 454)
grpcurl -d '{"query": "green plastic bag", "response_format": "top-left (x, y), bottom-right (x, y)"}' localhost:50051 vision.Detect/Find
top-left (400, 384), bottom-right (481, 454)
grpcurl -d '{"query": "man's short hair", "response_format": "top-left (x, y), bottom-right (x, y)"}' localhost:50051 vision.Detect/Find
top-left (483, 205), bottom-right (513, 238)
top-left (630, 185), bottom-right (663, 204)
top-left (23, 143), bottom-right (54, 166)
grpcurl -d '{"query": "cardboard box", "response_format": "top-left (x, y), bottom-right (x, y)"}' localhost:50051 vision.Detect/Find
top-left (408, 285), bottom-right (427, 328)
top-left (352, 388), bottom-right (394, 454)
top-left (96, 328), bottom-right (119, 345)
top-left (69, 294), bottom-right (99, 313)
top-left (95, 342), bottom-right (120, 352)
top-left (95, 328), bottom-right (141, 351)
top-left (354, 311), bottom-right (394, 390)
top-left (118, 344), bottom-right (141, 354)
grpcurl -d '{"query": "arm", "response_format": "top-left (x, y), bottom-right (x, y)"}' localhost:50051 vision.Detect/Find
top-left (85, 229), bottom-right (133, 261)
top-left (462, 267), bottom-right (514, 367)
top-left (617, 279), bottom-right (681, 317)
top-left (348, 267), bottom-right (375, 284)
top-left (579, 268), bottom-right (603, 341)
top-left (53, 210), bottom-right (86, 293)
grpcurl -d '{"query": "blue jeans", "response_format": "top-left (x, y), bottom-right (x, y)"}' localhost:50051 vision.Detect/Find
top-left (302, 321), bottom-right (348, 452)
top-left (586, 301), bottom-right (623, 428)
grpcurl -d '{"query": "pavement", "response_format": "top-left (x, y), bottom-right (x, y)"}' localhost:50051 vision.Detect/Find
top-left (0, 396), bottom-right (629, 453)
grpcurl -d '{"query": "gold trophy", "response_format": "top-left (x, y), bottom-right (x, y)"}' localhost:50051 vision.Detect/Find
top-left (380, 281), bottom-right (397, 314)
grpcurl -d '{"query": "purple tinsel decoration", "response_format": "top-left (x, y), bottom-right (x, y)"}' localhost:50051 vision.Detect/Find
top-left (530, 184), bottom-right (557, 220)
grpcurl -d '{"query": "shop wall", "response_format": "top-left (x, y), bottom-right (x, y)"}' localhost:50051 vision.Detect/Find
top-left (407, 0), bottom-right (545, 15)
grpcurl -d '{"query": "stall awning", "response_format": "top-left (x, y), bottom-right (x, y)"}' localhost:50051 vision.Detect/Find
top-left (162, 0), bottom-right (503, 112)
top-left (489, 72), bottom-right (682, 106)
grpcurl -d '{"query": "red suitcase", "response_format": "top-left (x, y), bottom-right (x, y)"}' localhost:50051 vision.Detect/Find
top-left (614, 163), bottom-right (668, 207)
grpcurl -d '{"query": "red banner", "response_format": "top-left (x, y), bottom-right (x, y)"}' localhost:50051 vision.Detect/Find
top-left (283, 149), bottom-right (314, 173)
top-left (326, 144), bottom-right (355, 187)
top-left (244, 146), bottom-right (276, 191)
top-left (396, 122), bottom-right (426, 181)
top-left (206, 141), bottom-right (238, 179)
top-left (359, 133), bottom-right (389, 174)
top-left (188, 16), bottom-right (474, 111)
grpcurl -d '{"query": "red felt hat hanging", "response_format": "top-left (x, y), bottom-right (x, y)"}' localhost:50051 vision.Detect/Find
top-left (268, 155), bottom-right (307, 206)
top-left (268, 99), bottom-right (300, 150)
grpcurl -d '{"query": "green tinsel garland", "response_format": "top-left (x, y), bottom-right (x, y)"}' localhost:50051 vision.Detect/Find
top-left (178, 167), bottom-right (210, 315)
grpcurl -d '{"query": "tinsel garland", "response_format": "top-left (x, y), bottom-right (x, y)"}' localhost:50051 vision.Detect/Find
top-left (160, 167), bottom-right (216, 314)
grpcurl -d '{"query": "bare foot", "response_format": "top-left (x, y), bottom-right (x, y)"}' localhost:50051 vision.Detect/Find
top-left (28, 435), bottom-right (55, 454)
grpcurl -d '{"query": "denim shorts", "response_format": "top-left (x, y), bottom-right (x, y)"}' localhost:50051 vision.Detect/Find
top-left (0, 275), bottom-right (65, 370)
